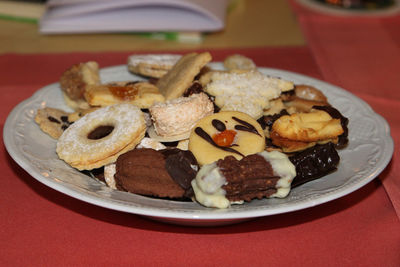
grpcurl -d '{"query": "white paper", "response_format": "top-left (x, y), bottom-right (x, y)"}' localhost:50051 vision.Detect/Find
top-left (39, 0), bottom-right (229, 34)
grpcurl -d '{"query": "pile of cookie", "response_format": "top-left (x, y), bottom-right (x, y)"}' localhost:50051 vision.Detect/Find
top-left (35, 52), bottom-right (348, 209)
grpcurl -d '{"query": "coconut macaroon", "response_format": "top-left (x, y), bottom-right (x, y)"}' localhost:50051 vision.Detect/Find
top-left (149, 92), bottom-right (214, 138)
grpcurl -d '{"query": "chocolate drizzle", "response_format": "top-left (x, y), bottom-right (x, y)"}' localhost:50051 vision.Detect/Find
top-left (194, 127), bottom-right (244, 157)
top-left (232, 116), bottom-right (261, 136)
top-left (212, 119), bottom-right (226, 132)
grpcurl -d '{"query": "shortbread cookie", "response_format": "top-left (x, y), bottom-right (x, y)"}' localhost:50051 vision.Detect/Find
top-left (188, 111), bottom-right (265, 166)
top-left (177, 139), bottom-right (189, 150)
top-left (156, 52), bottom-right (212, 100)
top-left (283, 84), bottom-right (329, 113)
top-left (263, 98), bottom-right (286, 116)
top-left (284, 97), bottom-right (328, 113)
top-left (272, 110), bottom-right (343, 142)
top-left (84, 81), bottom-right (164, 108)
top-left (270, 110), bottom-right (343, 152)
top-left (67, 107), bottom-right (99, 122)
top-left (59, 61), bottom-right (100, 110)
top-left (35, 107), bottom-right (97, 139)
top-left (269, 132), bottom-right (318, 153)
top-left (56, 104), bottom-right (146, 170)
top-left (127, 54), bottom-right (181, 78)
top-left (35, 107), bottom-right (73, 139)
top-left (149, 92), bottom-right (214, 137)
top-left (223, 54), bottom-right (257, 70)
top-left (294, 84), bottom-right (328, 103)
top-left (204, 70), bottom-right (294, 119)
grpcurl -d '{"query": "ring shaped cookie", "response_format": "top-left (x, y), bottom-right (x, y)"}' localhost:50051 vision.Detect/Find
top-left (188, 111), bottom-right (266, 166)
top-left (56, 103), bottom-right (146, 170)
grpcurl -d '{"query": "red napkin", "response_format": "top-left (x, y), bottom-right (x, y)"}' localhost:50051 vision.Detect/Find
top-left (290, 0), bottom-right (400, 220)
top-left (1, 49), bottom-right (399, 266)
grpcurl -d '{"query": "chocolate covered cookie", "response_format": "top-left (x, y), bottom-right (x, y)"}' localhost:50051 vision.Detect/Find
top-left (114, 148), bottom-right (198, 199)
top-left (191, 150), bottom-right (296, 208)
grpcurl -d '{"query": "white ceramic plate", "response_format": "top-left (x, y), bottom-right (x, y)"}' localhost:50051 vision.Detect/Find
top-left (4, 64), bottom-right (394, 226)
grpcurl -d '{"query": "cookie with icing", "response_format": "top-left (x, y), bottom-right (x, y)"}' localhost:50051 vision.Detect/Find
top-left (188, 111), bottom-right (265, 166)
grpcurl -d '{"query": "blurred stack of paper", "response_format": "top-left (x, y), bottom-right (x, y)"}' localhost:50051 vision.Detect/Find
top-left (39, 0), bottom-right (229, 35)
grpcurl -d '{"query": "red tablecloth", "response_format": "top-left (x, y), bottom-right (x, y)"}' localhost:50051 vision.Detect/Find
top-left (289, 0), bottom-right (400, 221)
top-left (1, 46), bottom-right (399, 266)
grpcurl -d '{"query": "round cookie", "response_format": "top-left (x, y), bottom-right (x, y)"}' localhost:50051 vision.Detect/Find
top-left (56, 103), bottom-right (146, 170)
top-left (188, 111), bottom-right (266, 166)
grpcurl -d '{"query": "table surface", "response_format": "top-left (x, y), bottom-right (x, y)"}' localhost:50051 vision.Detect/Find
top-left (1, 0), bottom-right (400, 266)
top-left (0, 0), bottom-right (305, 53)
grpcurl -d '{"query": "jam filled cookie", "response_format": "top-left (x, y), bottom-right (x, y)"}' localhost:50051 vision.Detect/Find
top-left (84, 81), bottom-right (164, 109)
top-left (56, 103), bottom-right (146, 170)
top-left (188, 111), bottom-right (265, 166)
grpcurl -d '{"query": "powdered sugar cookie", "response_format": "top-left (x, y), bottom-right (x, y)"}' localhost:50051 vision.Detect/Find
top-left (127, 54), bottom-right (181, 78)
top-left (56, 103), bottom-right (146, 170)
top-left (204, 70), bottom-right (294, 119)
